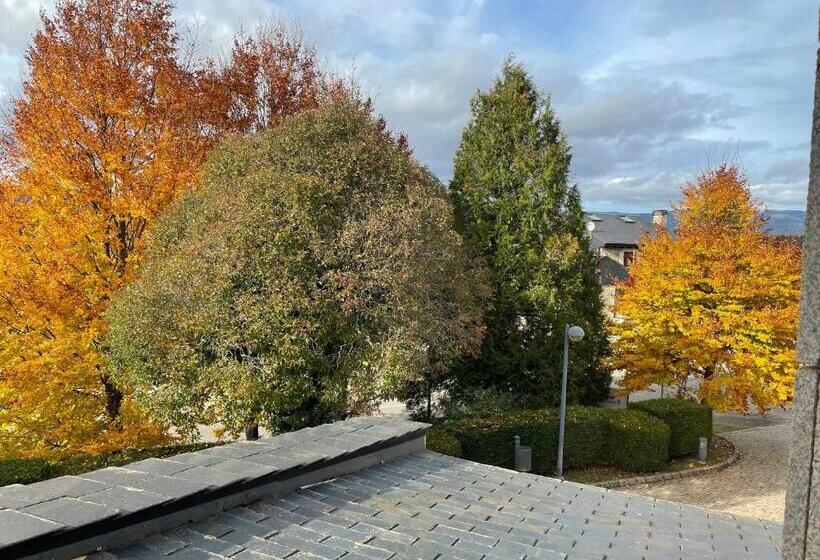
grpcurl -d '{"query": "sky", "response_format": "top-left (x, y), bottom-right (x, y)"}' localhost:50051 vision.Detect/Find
top-left (0, 0), bottom-right (814, 212)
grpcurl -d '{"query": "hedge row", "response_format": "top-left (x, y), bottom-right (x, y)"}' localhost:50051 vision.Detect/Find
top-left (629, 399), bottom-right (712, 457)
top-left (0, 457), bottom-right (51, 486)
top-left (428, 405), bottom-right (671, 473)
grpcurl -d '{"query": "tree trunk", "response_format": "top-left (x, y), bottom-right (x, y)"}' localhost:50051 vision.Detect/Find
top-left (245, 423), bottom-right (259, 440)
top-left (426, 379), bottom-right (433, 421)
top-left (101, 374), bottom-right (123, 421)
top-left (97, 214), bottom-right (146, 424)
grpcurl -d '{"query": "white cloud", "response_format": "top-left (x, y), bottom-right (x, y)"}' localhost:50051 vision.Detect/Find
top-left (0, 0), bottom-right (812, 211)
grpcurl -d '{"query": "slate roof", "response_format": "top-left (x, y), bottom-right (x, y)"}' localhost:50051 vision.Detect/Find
top-left (0, 417), bottom-right (783, 560)
top-left (93, 452), bottom-right (782, 560)
top-left (0, 417), bottom-right (428, 559)
top-left (583, 212), bottom-right (651, 252)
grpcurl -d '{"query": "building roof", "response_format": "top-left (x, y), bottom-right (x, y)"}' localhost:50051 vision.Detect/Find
top-left (0, 418), bottom-right (782, 560)
top-left (583, 212), bottom-right (652, 252)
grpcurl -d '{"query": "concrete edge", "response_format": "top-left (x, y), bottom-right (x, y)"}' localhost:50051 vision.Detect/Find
top-left (594, 436), bottom-right (741, 489)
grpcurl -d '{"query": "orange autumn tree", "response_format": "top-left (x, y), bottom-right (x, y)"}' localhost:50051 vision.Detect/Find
top-left (0, 0), bottom-right (329, 458)
top-left (0, 0), bottom-right (208, 457)
top-left (609, 165), bottom-right (801, 412)
top-left (204, 24), bottom-right (324, 134)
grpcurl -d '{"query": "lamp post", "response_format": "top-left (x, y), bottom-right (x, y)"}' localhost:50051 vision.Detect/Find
top-left (556, 324), bottom-right (585, 478)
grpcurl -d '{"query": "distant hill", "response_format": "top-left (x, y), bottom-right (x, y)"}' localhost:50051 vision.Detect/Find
top-left (623, 210), bottom-right (805, 236)
top-left (760, 210), bottom-right (806, 235)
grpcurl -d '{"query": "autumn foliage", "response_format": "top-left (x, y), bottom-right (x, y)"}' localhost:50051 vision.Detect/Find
top-left (609, 165), bottom-right (801, 412)
top-left (105, 101), bottom-right (488, 438)
top-left (203, 25), bottom-right (325, 133)
top-left (0, 0), bottom-right (331, 457)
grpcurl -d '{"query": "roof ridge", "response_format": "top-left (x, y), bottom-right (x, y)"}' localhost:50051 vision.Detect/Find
top-left (0, 417), bottom-right (430, 560)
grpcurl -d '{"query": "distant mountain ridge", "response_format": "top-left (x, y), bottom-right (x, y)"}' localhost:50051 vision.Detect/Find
top-left (592, 210), bottom-right (806, 236)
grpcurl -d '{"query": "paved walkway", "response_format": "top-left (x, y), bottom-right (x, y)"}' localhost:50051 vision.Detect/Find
top-left (624, 410), bottom-right (791, 523)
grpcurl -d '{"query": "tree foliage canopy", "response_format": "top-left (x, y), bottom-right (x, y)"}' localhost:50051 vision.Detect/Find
top-left (449, 59), bottom-right (610, 406)
top-left (0, 0), bottom-right (334, 457)
top-left (106, 101), bottom-right (488, 437)
top-left (610, 165), bottom-right (801, 412)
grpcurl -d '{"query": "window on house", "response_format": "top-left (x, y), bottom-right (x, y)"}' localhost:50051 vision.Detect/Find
top-left (623, 251), bottom-right (635, 269)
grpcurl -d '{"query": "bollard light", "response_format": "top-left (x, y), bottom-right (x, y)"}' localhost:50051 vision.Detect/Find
top-left (698, 437), bottom-right (708, 462)
top-left (514, 435), bottom-right (532, 472)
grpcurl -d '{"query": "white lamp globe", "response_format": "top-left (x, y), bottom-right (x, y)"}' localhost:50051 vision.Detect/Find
top-left (568, 325), bottom-right (585, 342)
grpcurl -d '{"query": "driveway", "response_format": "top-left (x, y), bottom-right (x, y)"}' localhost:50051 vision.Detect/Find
top-left (623, 408), bottom-right (791, 523)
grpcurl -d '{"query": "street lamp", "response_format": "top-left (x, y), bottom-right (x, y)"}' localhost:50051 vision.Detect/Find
top-left (556, 324), bottom-right (584, 478)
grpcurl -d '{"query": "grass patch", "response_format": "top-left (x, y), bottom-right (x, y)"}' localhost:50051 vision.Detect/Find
top-left (564, 435), bottom-right (735, 485)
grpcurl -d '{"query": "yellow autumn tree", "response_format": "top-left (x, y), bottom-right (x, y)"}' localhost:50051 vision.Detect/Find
top-left (609, 165), bottom-right (801, 412)
top-left (0, 0), bottom-right (210, 457)
top-left (0, 1), bottom-right (330, 458)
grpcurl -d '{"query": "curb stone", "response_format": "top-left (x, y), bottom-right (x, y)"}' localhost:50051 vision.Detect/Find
top-left (594, 437), bottom-right (741, 490)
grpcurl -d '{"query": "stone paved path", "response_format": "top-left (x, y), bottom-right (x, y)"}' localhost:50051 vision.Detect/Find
top-left (624, 412), bottom-right (791, 523)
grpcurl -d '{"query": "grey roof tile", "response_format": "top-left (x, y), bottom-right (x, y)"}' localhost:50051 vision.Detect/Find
top-left (167, 546), bottom-right (227, 559)
top-left (4, 417), bottom-right (784, 560)
top-left (131, 474), bottom-right (212, 499)
top-left (0, 508), bottom-right (64, 544)
top-left (208, 458), bottom-right (275, 478)
top-left (187, 519), bottom-right (234, 539)
top-left (132, 533), bottom-right (188, 555)
top-left (82, 485), bottom-right (171, 511)
top-left (77, 467), bottom-right (153, 486)
top-left (22, 496), bottom-right (120, 526)
top-left (170, 451), bottom-right (227, 468)
top-left (171, 465), bottom-right (248, 487)
top-left (583, 212), bottom-right (652, 248)
top-left (26, 475), bottom-right (111, 499)
top-left (166, 527), bottom-right (244, 556)
top-left (0, 483), bottom-right (56, 509)
top-left (126, 457), bottom-right (192, 476)
top-left (230, 549), bottom-right (285, 560)
top-left (102, 452), bottom-right (779, 560)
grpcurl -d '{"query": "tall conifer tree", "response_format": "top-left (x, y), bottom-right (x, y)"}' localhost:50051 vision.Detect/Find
top-left (450, 58), bottom-right (610, 405)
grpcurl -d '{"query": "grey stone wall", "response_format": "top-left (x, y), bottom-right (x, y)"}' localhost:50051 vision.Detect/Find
top-left (782, 11), bottom-right (820, 560)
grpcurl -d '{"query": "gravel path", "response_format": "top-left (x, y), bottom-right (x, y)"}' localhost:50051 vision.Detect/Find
top-left (624, 414), bottom-right (790, 523)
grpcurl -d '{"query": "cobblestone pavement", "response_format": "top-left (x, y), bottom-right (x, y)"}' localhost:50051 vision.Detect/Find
top-left (624, 412), bottom-right (791, 523)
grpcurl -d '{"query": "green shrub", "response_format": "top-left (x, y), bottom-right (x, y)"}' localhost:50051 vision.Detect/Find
top-left (605, 409), bottom-right (670, 472)
top-left (439, 388), bottom-right (530, 421)
top-left (426, 427), bottom-right (462, 457)
top-left (443, 406), bottom-right (671, 474)
top-left (106, 101), bottom-right (488, 437)
top-left (630, 399), bottom-right (712, 457)
top-left (448, 410), bottom-right (548, 471)
top-left (561, 406), bottom-right (610, 468)
top-left (447, 406), bottom-right (615, 474)
top-left (0, 457), bottom-right (51, 486)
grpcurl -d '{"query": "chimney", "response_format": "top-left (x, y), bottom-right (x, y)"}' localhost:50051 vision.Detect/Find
top-left (652, 209), bottom-right (668, 230)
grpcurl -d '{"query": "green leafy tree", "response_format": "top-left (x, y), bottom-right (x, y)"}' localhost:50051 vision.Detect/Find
top-left (450, 58), bottom-right (610, 406)
top-left (105, 100), bottom-right (489, 437)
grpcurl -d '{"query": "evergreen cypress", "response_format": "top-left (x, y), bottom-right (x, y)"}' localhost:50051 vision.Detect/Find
top-left (450, 58), bottom-right (610, 406)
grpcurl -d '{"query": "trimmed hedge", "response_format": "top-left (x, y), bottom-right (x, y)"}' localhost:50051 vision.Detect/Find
top-left (426, 427), bottom-right (463, 458)
top-left (440, 405), bottom-right (669, 474)
top-left (0, 457), bottom-right (51, 486)
top-left (630, 398), bottom-right (712, 457)
top-left (605, 409), bottom-right (670, 472)
top-left (451, 409), bottom-right (556, 472)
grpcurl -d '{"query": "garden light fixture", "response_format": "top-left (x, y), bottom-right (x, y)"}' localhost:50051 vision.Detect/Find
top-left (557, 323), bottom-right (584, 478)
